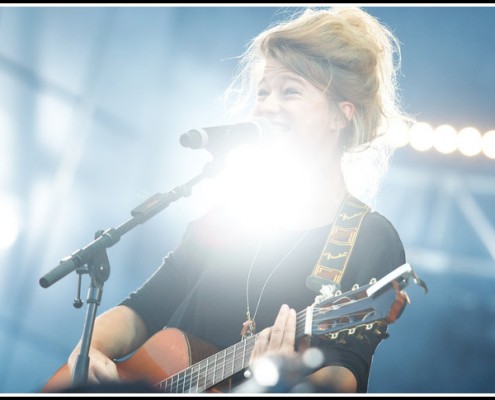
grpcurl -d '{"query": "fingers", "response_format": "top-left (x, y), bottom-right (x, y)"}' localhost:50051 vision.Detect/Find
top-left (250, 304), bottom-right (297, 363)
top-left (267, 304), bottom-right (296, 354)
top-left (250, 326), bottom-right (272, 361)
top-left (88, 356), bottom-right (120, 384)
top-left (71, 348), bottom-right (120, 386)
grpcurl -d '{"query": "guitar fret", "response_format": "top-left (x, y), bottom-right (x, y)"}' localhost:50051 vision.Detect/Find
top-left (178, 371), bottom-right (184, 393)
top-left (227, 347), bottom-right (234, 376)
top-left (232, 342), bottom-right (242, 374)
top-left (174, 371), bottom-right (183, 393)
top-left (213, 351), bottom-right (225, 387)
top-left (212, 353), bottom-right (217, 386)
top-left (231, 343), bottom-right (236, 376)
top-left (191, 362), bottom-right (199, 393)
top-left (179, 374), bottom-right (183, 393)
top-left (198, 365), bottom-right (205, 392)
top-left (204, 357), bottom-right (209, 390)
top-left (202, 361), bottom-right (213, 393)
top-left (170, 374), bottom-right (176, 393)
top-left (221, 348), bottom-right (226, 383)
top-left (241, 339), bottom-right (247, 370)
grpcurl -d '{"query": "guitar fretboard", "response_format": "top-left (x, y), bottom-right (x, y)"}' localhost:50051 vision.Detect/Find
top-left (156, 308), bottom-right (309, 393)
top-left (156, 333), bottom-right (257, 393)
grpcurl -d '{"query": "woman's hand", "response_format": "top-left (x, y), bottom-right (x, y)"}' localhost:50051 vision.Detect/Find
top-left (250, 304), bottom-right (297, 362)
top-left (68, 345), bottom-right (120, 386)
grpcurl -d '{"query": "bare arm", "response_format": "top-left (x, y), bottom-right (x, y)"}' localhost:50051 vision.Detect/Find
top-left (67, 305), bottom-right (148, 385)
top-left (307, 365), bottom-right (357, 393)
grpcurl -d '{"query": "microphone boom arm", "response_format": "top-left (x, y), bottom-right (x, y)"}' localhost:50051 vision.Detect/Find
top-left (39, 160), bottom-right (220, 289)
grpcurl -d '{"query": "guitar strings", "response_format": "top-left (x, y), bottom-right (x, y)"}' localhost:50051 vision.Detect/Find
top-left (160, 303), bottom-right (374, 393)
top-left (158, 309), bottom-right (311, 393)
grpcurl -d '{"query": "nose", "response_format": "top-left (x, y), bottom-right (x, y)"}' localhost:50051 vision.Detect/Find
top-left (253, 92), bottom-right (282, 116)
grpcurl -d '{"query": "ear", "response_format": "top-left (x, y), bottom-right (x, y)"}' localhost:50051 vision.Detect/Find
top-left (338, 101), bottom-right (355, 123)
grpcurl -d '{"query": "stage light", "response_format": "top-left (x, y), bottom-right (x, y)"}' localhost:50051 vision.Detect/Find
top-left (482, 130), bottom-right (495, 159)
top-left (385, 118), bottom-right (409, 148)
top-left (458, 127), bottom-right (482, 157)
top-left (433, 124), bottom-right (457, 154)
top-left (406, 122), bottom-right (495, 160)
top-left (409, 122), bottom-right (433, 152)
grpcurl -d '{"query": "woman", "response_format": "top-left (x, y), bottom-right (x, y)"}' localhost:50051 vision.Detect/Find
top-left (63, 6), bottom-right (411, 393)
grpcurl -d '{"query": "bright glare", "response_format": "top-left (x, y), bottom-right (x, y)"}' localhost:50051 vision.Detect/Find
top-left (302, 347), bottom-right (324, 369)
top-left (385, 118), bottom-right (410, 148)
top-left (0, 108), bottom-right (14, 186)
top-left (409, 122), bottom-right (434, 152)
top-left (0, 195), bottom-right (22, 251)
top-left (211, 140), bottom-right (318, 233)
top-left (482, 130), bottom-right (495, 159)
top-left (433, 124), bottom-right (458, 154)
top-left (35, 93), bottom-right (74, 156)
top-left (252, 357), bottom-right (280, 387)
top-left (458, 127), bottom-right (482, 157)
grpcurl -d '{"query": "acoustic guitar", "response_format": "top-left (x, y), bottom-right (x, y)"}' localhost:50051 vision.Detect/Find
top-left (42, 263), bottom-right (426, 393)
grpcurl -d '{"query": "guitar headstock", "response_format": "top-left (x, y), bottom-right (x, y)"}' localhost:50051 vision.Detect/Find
top-left (308, 263), bottom-right (427, 341)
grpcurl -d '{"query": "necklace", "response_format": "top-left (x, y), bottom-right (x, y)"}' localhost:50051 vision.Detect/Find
top-left (241, 231), bottom-right (310, 340)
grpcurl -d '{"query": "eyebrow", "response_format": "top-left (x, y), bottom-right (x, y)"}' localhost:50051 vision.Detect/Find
top-left (259, 73), bottom-right (307, 87)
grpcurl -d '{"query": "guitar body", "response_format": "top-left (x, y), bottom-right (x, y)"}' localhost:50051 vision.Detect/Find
top-left (42, 328), bottom-right (219, 393)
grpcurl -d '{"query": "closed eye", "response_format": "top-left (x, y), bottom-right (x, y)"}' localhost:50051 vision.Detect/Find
top-left (284, 87), bottom-right (301, 96)
top-left (257, 89), bottom-right (269, 97)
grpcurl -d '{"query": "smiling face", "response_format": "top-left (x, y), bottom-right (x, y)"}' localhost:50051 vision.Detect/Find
top-left (252, 58), bottom-right (346, 167)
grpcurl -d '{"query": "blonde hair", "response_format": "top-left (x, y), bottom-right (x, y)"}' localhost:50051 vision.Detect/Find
top-left (223, 7), bottom-right (412, 202)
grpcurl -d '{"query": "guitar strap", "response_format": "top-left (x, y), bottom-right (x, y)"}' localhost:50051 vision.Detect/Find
top-left (306, 193), bottom-right (370, 293)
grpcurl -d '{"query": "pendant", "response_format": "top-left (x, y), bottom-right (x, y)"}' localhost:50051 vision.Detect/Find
top-left (240, 319), bottom-right (256, 339)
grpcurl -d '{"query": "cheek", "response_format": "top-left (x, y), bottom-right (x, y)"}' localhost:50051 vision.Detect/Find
top-left (251, 102), bottom-right (262, 117)
top-left (294, 115), bottom-right (342, 155)
top-left (296, 112), bottom-right (333, 140)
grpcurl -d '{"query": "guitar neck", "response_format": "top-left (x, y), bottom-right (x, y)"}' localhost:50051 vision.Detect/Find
top-left (156, 310), bottom-right (308, 393)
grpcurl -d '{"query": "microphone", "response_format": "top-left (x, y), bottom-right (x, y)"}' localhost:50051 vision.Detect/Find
top-left (179, 117), bottom-right (271, 152)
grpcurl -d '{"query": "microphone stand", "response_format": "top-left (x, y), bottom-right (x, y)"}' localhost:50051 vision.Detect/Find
top-left (39, 159), bottom-right (222, 389)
